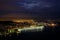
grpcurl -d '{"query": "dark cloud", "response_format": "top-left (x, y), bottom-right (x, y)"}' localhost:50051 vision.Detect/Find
top-left (0, 0), bottom-right (60, 19)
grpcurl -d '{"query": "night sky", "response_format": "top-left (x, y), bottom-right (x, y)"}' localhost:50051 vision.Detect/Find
top-left (0, 0), bottom-right (60, 20)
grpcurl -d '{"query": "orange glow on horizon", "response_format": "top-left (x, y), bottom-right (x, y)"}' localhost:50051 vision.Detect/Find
top-left (12, 19), bottom-right (35, 24)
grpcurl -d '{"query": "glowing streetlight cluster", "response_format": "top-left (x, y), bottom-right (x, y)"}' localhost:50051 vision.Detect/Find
top-left (17, 25), bottom-right (44, 32)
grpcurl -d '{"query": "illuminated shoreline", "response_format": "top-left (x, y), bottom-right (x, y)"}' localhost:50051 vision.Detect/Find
top-left (0, 25), bottom-right (44, 35)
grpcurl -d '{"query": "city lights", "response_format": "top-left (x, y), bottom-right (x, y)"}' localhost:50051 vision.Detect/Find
top-left (47, 23), bottom-right (57, 27)
top-left (21, 26), bottom-right (44, 31)
top-left (0, 19), bottom-right (59, 36)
